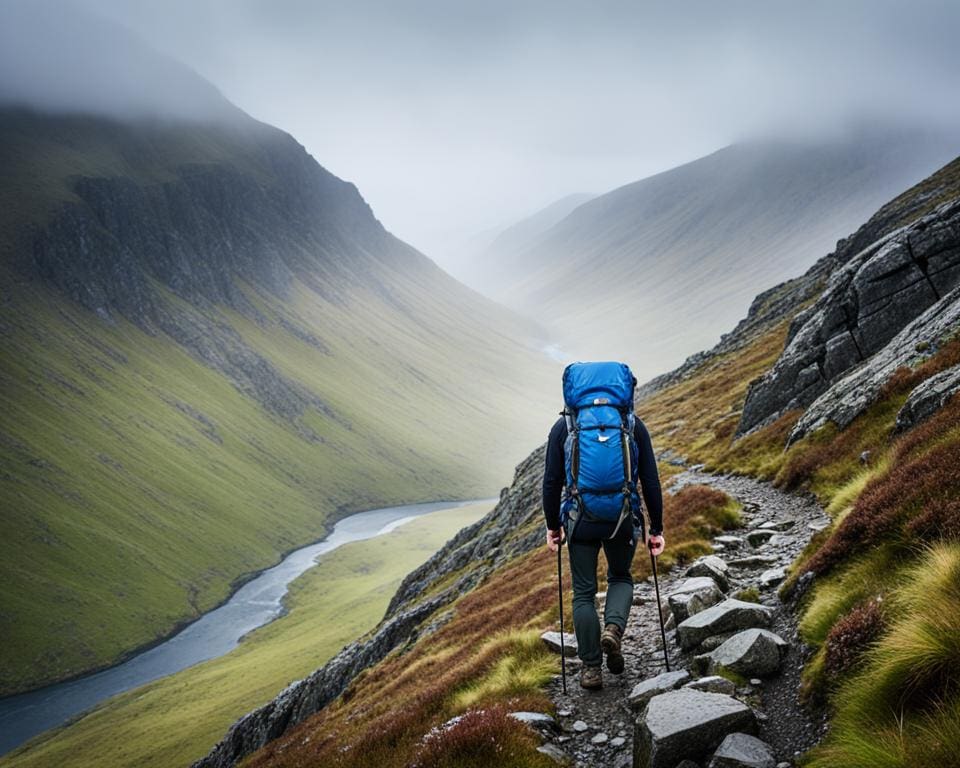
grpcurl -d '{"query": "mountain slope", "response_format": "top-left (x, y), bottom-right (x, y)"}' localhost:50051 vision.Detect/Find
top-left (490, 130), bottom-right (959, 377)
top-left (434, 192), bottom-right (593, 294)
top-left (196, 154), bottom-right (960, 768)
top-left (0, 102), bottom-right (558, 694)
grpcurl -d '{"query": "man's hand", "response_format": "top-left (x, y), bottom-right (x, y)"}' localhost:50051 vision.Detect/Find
top-left (648, 534), bottom-right (666, 557)
top-left (546, 527), bottom-right (566, 552)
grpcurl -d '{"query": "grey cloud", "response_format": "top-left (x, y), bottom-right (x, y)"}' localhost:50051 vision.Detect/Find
top-left (3, 0), bottom-right (959, 254)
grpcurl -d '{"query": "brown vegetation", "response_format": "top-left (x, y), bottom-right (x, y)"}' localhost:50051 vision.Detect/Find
top-left (823, 599), bottom-right (885, 678)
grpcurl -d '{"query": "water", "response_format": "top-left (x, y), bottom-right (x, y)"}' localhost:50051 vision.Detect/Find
top-left (0, 499), bottom-right (486, 756)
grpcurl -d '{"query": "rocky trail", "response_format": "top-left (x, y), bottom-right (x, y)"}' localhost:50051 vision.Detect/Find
top-left (524, 471), bottom-right (830, 768)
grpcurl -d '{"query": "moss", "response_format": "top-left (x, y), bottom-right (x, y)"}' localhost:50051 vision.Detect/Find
top-left (734, 587), bottom-right (761, 603)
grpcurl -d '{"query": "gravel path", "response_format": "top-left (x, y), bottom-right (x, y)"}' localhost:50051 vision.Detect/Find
top-left (540, 470), bottom-right (830, 768)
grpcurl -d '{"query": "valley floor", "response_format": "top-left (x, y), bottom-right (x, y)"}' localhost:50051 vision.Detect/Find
top-left (0, 503), bottom-right (488, 768)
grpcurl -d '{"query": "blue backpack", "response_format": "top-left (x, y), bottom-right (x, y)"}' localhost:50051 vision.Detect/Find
top-left (560, 361), bottom-right (641, 541)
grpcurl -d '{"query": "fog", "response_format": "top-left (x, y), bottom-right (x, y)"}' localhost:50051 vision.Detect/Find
top-left (3, 0), bottom-right (959, 260)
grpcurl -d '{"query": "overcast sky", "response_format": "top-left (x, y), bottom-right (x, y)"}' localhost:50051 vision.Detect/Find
top-left (6, 0), bottom-right (960, 260)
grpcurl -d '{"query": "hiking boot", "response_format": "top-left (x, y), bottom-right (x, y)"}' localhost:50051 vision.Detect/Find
top-left (601, 623), bottom-right (625, 674)
top-left (580, 665), bottom-right (603, 690)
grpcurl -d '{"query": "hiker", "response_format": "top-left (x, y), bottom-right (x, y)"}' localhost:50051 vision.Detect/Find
top-left (543, 361), bottom-right (664, 690)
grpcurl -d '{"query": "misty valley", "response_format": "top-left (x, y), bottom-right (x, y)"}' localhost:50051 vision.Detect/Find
top-left (2, 3), bottom-right (960, 768)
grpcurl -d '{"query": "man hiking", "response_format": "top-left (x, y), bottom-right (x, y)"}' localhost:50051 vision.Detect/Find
top-left (543, 361), bottom-right (664, 690)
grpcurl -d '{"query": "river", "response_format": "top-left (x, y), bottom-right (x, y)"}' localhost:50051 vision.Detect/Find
top-left (0, 499), bottom-right (486, 756)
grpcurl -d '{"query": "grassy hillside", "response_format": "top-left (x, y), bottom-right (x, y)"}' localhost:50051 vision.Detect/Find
top-left (0, 107), bottom-right (559, 694)
top-left (0, 503), bottom-right (489, 768)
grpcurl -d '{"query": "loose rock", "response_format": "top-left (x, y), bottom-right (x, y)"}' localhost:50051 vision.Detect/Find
top-left (676, 600), bottom-right (774, 650)
top-left (759, 567), bottom-right (787, 589)
top-left (685, 555), bottom-right (731, 592)
top-left (746, 529), bottom-right (774, 547)
top-left (684, 675), bottom-right (737, 695)
top-left (668, 577), bottom-right (724, 623)
top-left (629, 669), bottom-right (692, 711)
top-left (541, 631), bottom-right (578, 656)
top-left (708, 732), bottom-right (777, 768)
top-left (634, 689), bottom-right (757, 768)
top-left (697, 629), bottom-right (789, 677)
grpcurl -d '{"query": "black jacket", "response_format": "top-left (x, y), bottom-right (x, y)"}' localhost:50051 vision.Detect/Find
top-left (542, 416), bottom-right (664, 535)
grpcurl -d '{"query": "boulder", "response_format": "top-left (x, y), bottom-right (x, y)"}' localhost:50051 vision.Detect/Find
top-left (759, 519), bottom-right (795, 531)
top-left (633, 689), bottom-right (757, 768)
top-left (759, 567), bottom-right (787, 589)
top-left (676, 600), bottom-right (774, 650)
top-left (697, 629), bottom-right (789, 677)
top-left (629, 670), bottom-right (692, 711)
top-left (541, 631), bottom-right (578, 657)
top-left (895, 363), bottom-right (960, 433)
top-left (685, 555), bottom-right (731, 592)
top-left (509, 712), bottom-right (558, 730)
top-left (668, 578), bottom-right (724, 623)
top-left (728, 555), bottom-right (779, 569)
top-left (536, 743), bottom-right (569, 763)
top-left (684, 675), bottom-right (736, 695)
top-left (708, 732), bottom-right (777, 768)
top-left (746, 529), bottom-right (774, 547)
top-left (714, 535), bottom-right (744, 548)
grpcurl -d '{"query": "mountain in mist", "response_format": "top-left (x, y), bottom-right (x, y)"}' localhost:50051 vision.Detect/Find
top-left (434, 192), bottom-right (594, 289)
top-left (0, 6), bottom-right (557, 695)
top-left (484, 130), bottom-right (959, 377)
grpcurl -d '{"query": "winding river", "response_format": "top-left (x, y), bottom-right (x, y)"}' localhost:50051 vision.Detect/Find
top-left (0, 499), bottom-right (485, 757)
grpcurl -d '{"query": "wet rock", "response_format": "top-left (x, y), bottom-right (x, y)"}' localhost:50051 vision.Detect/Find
top-left (746, 529), bottom-right (774, 547)
top-left (759, 567), bottom-right (787, 589)
top-left (697, 632), bottom-right (738, 652)
top-left (629, 670), bottom-right (692, 711)
top-left (697, 629), bottom-right (789, 677)
top-left (728, 555), bottom-right (779, 569)
top-left (895, 363), bottom-right (960, 433)
top-left (738, 199), bottom-right (960, 438)
top-left (634, 689), bottom-right (757, 768)
top-left (573, 720), bottom-right (589, 733)
top-left (610, 736), bottom-right (626, 747)
top-left (592, 732), bottom-right (609, 744)
top-left (677, 600), bottom-right (774, 650)
top-left (668, 578), bottom-right (724, 623)
top-left (536, 743), bottom-right (569, 763)
top-left (708, 732), bottom-right (777, 768)
top-left (541, 631), bottom-right (579, 657)
top-left (685, 555), bottom-right (731, 592)
top-left (759, 519), bottom-right (795, 532)
top-left (684, 675), bottom-right (737, 695)
top-left (509, 712), bottom-right (558, 730)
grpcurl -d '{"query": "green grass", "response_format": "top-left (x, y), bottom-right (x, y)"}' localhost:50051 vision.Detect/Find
top-left (734, 586), bottom-right (761, 603)
top-left (0, 503), bottom-right (489, 768)
top-left (804, 544), bottom-right (960, 768)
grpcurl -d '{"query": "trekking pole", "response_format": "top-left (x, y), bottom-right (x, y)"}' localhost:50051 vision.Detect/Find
top-left (557, 539), bottom-right (567, 694)
top-left (649, 540), bottom-right (671, 672)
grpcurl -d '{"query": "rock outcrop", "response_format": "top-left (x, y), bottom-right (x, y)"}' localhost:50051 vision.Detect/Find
top-left (895, 363), bottom-right (960, 432)
top-left (788, 286), bottom-right (960, 442)
top-left (738, 197), bottom-right (960, 436)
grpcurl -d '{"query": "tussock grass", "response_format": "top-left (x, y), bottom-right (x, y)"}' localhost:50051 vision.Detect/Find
top-left (805, 545), bottom-right (960, 768)
top-left (634, 485), bottom-right (741, 577)
top-left (451, 630), bottom-right (556, 710)
top-left (735, 586), bottom-right (761, 603)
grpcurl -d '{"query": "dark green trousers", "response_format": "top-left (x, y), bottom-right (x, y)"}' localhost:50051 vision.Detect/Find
top-left (565, 528), bottom-right (637, 667)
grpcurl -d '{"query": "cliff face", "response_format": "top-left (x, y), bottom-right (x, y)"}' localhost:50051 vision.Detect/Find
top-left (739, 187), bottom-right (960, 436)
